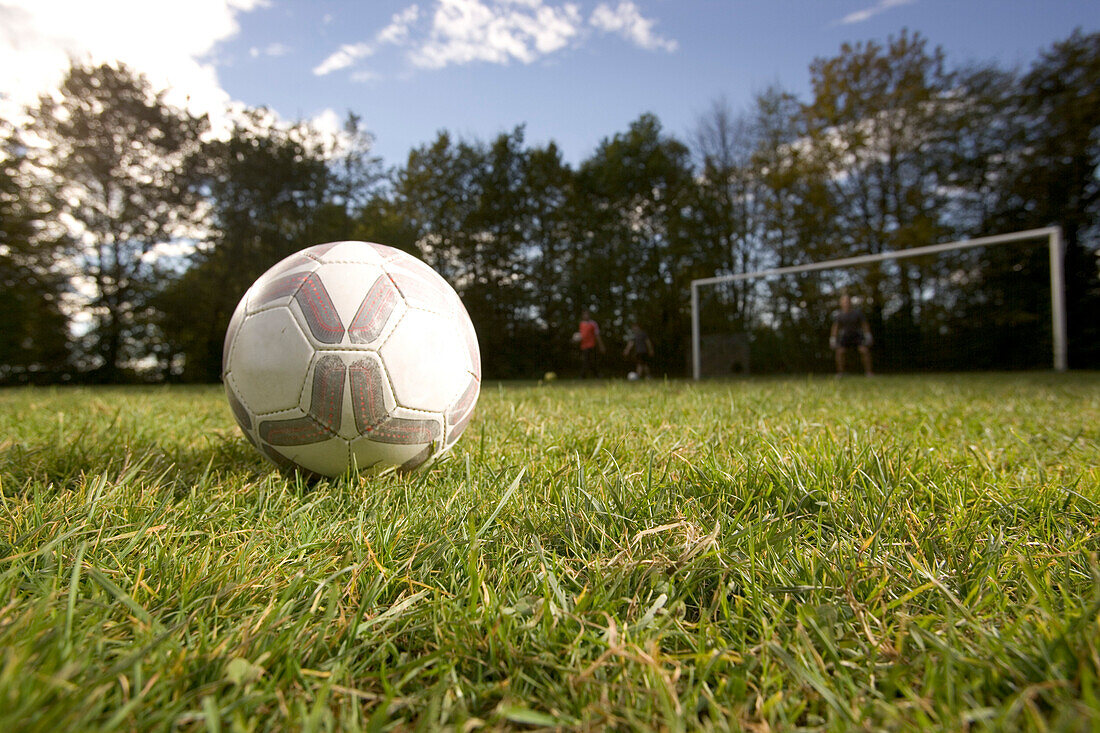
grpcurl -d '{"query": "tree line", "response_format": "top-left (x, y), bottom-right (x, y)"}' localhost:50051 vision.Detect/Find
top-left (2, 29), bottom-right (1097, 383)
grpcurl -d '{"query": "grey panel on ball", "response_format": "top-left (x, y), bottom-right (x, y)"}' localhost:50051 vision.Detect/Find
top-left (348, 356), bottom-right (441, 444)
top-left (348, 275), bottom-right (399, 344)
top-left (259, 355), bottom-right (346, 446)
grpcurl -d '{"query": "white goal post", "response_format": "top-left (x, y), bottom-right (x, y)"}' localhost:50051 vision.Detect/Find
top-left (690, 226), bottom-right (1067, 379)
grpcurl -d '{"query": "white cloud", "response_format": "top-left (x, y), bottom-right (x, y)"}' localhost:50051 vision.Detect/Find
top-left (312, 1), bottom-right (675, 77)
top-left (350, 69), bottom-right (380, 83)
top-left (312, 6), bottom-right (421, 79)
top-left (0, 0), bottom-right (267, 125)
top-left (589, 1), bottom-right (676, 52)
top-left (410, 0), bottom-right (582, 69)
top-left (377, 5), bottom-right (420, 45)
top-left (313, 42), bottom-right (374, 76)
top-left (834, 0), bottom-right (915, 25)
top-left (307, 107), bottom-right (375, 160)
top-left (250, 42), bottom-right (290, 58)
top-left (310, 107), bottom-right (343, 141)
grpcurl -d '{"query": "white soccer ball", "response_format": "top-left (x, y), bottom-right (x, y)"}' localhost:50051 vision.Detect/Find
top-left (222, 241), bottom-right (481, 478)
top-left (627, 371), bottom-right (639, 381)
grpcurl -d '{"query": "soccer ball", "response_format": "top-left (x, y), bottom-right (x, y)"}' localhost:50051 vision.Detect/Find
top-left (222, 241), bottom-right (481, 478)
top-left (543, 371), bottom-right (557, 382)
top-left (627, 371), bottom-right (639, 381)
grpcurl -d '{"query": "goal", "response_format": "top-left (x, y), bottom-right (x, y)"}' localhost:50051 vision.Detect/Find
top-left (690, 227), bottom-right (1067, 379)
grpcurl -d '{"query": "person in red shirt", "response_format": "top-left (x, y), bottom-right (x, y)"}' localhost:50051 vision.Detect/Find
top-left (576, 310), bottom-right (605, 378)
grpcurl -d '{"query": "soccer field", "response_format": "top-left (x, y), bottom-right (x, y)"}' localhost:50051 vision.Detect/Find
top-left (2, 375), bottom-right (1099, 730)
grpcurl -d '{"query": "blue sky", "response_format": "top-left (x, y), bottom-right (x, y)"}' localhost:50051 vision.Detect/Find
top-left (2, 1), bottom-right (1098, 167)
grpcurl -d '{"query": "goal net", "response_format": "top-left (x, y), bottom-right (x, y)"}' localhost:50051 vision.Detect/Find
top-left (690, 227), bottom-right (1066, 378)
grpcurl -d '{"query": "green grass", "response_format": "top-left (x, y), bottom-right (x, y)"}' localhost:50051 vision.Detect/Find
top-left (2, 374), bottom-right (1099, 731)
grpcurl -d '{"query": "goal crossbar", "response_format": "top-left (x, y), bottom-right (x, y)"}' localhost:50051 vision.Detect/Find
top-left (690, 226), bottom-right (1066, 378)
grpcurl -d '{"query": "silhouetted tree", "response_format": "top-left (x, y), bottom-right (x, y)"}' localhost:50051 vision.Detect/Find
top-left (689, 97), bottom-right (767, 331)
top-left (18, 62), bottom-right (208, 381)
top-left (0, 129), bottom-right (70, 382)
top-left (1009, 30), bottom-right (1100, 366)
top-left (155, 110), bottom-right (335, 381)
top-left (573, 114), bottom-right (696, 374)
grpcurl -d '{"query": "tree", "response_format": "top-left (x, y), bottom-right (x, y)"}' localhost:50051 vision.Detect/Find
top-left (389, 131), bottom-right (482, 284)
top-left (803, 31), bottom-right (959, 368)
top-left (314, 112), bottom-right (385, 245)
top-left (937, 64), bottom-right (1024, 235)
top-left (0, 130), bottom-right (70, 382)
top-left (382, 128), bottom-right (574, 378)
top-left (329, 112), bottom-right (385, 217)
top-left (743, 87), bottom-right (841, 371)
top-left (806, 30), bottom-right (952, 252)
top-left (521, 141), bottom-right (575, 374)
top-left (689, 98), bottom-right (767, 331)
top-left (18, 62), bottom-right (208, 381)
top-left (572, 114), bottom-right (696, 374)
top-left (155, 110), bottom-right (337, 382)
top-left (1009, 30), bottom-right (1100, 367)
top-left (463, 129), bottom-right (531, 365)
top-left (925, 63), bottom-right (1053, 370)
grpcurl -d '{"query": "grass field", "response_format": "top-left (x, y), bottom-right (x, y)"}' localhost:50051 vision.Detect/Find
top-left (2, 374), bottom-right (1099, 731)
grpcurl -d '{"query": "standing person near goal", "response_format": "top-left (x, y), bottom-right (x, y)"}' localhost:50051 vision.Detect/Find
top-left (623, 321), bottom-right (654, 379)
top-left (830, 294), bottom-right (874, 376)
top-left (576, 310), bottom-right (605, 378)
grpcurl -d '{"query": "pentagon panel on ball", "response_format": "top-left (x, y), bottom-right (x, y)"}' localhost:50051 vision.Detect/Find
top-left (222, 241), bottom-right (481, 478)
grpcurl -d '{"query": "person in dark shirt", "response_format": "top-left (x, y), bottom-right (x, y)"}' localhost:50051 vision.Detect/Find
top-left (830, 294), bottom-right (873, 376)
top-left (623, 322), bottom-right (654, 379)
